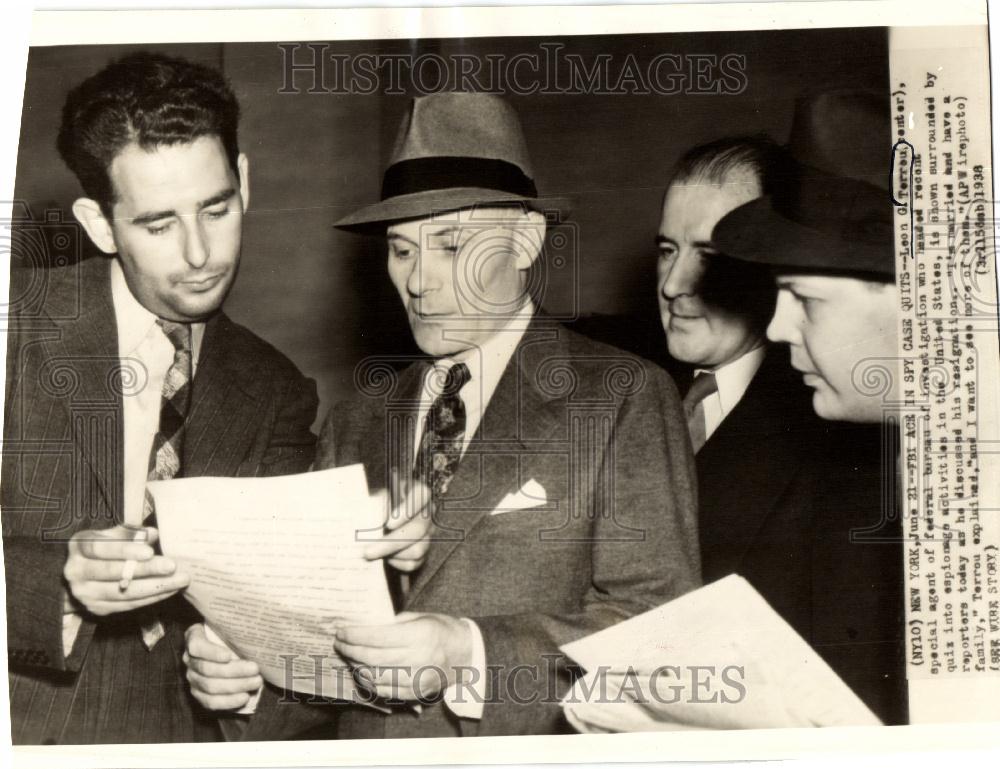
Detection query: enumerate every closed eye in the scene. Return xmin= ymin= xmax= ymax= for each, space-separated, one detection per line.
xmin=146 ymin=220 xmax=174 ymax=236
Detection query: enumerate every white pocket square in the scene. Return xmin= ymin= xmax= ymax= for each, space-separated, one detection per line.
xmin=492 ymin=478 xmax=548 ymax=515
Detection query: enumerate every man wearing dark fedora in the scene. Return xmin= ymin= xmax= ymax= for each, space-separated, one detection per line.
xmin=712 ymin=89 xmax=908 ymax=724
xmin=183 ymin=91 xmax=701 ymax=738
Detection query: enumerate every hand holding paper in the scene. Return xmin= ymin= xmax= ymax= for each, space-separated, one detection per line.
xmin=152 ymin=465 xmax=398 ymax=703
xmin=184 ymin=623 xmax=263 ymax=713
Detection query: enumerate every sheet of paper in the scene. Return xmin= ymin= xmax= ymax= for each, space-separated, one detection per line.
xmin=560 ymin=575 xmax=881 ymax=730
xmin=151 ymin=464 xmax=395 ymax=702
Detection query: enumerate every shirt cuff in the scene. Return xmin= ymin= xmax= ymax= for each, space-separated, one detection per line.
xmin=62 ymin=611 xmax=84 ymax=659
xmin=442 ymin=618 xmax=486 ymax=721
xmin=204 ymin=624 xmax=262 ymax=715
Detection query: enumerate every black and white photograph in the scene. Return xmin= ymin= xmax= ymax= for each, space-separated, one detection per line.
xmin=0 ymin=1 xmax=998 ymax=767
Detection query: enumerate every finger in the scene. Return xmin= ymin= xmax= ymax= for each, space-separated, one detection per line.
xmin=189 ymin=656 xmax=260 ymax=679
xmin=336 ymin=623 xmax=412 ymax=648
xmin=191 ymin=690 xmax=252 ymax=712
xmin=335 ymin=640 xmax=408 ymax=667
xmin=144 ymin=527 xmax=160 ymax=547
xmin=187 ymin=668 xmax=263 ymax=696
xmin=386 ymin=537 xmax=430 ymax=564
xmin=387 ymin=555 xmax=424 ymax=573
xmin=185 ymin=623 xmax=207 ymax=645
xmin=385 ymin=482 xmax=431 ymax=531
xmin=74 ymin=555 xmax=177 ymax=582
xmin=86 ymin=573 xmax=190 ymax=604
xmin=363 ymin=526 xmax=429 ymax=561
xmin=76 ymin=535 xmax=155 ymax=562
xmin=368 ymin=683 xmax=418 ymax=701
xmin=187 ymin=632 xmax=236 ymax=663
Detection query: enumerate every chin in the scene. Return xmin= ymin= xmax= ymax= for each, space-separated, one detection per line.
xmin=666 ymin=337 xmax=705 ymax=366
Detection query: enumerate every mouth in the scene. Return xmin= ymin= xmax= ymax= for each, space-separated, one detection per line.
xmin=412 ymin=310 xmax=451 ymax=322
xmin=799 ymin=371 xmax=823 ymax=387
xmin=179 ymin=273 xmax=225 ymax=292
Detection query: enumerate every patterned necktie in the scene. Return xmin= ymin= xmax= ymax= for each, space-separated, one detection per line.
xmin=683 ymin=371 xmax=718 ymax=455
xmin=138 ymin=319 xmax=192 ymax=650
xmin=413 ymin=362 xmax=472 ymax=499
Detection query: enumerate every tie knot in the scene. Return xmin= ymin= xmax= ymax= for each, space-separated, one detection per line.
xmin=683 ymin=371 xmax=718 ymax=412
xmin=442 ymin=362 xmax=471 ymax=397
xmin=157 ymin=319 xmax=192 ymax=352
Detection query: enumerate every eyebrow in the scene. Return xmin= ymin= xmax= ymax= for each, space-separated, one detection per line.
xmin=130 ymin=187 xmax=237 ymax=226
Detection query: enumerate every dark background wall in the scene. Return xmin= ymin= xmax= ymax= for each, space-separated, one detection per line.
xmin=12 ymin=28 xmax=888 ymax=422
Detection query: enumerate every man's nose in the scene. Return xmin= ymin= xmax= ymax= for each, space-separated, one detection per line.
xmin=406 ymin=249 xmax=436 ymax=296
xmin=766 ymin=289 xmax=801 ymax=345
xmin=660 ymin=251 xmax=702 ymax=300
xmin=181 ymin=216 xmax=210 ymax=269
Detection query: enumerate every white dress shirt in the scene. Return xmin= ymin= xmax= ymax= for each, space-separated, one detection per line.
xmin=694 ymin=344 xmax=766 ymax=443
xmin=412 ymin=301 xmax=534 ymax=720
xmin=62 ymin=259 xmax=204 ymax=657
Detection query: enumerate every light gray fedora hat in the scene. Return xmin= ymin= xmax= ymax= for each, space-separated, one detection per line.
xmin=335 ymin=92 xmax=572 ymax=232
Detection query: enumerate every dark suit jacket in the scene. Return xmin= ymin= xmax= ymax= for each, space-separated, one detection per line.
xmin=266 ymin=316 xmax=700 ymax=739
xmin=2 ymin=257 xmax=319 ymax=744
xmin=695 ymin=345 xmax=907 ymax=725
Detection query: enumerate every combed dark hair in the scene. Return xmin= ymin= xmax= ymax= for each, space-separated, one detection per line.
xmin=57 ymin=51 xmax=241 ymax=216
xmin=668 ymin=134 xmax=792 ymax=196
xmin=665 ymin=135 xmax=792 ymax=334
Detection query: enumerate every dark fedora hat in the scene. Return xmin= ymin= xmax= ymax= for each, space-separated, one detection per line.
xmin=335 ymin=92 xmax=572 ymax=232
xmin=713 ymin=89 xmax=895 ymax=279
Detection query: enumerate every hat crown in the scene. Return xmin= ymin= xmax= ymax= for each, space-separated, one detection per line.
xmin=787 ymin=89 xmax=890 ymax=192
xmin=390 ymin=92 xmax=535 ymax=178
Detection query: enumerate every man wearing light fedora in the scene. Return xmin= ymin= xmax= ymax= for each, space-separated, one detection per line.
xmin=712 ymin=89 xmax=908 ymax=724
xmin=183 ymin=91 xmax=701 ymax=738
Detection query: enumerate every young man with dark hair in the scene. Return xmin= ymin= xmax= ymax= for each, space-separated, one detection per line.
xmin=3 ymin=51 xmax=427 ymax=744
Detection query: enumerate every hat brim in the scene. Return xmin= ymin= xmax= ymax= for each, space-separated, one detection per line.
xmin=334 ymin=187 xmax=573 ymax=234
xmin=713 ymin=195 xmax=895 ymax=279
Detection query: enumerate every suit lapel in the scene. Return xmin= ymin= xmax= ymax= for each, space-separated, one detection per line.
xmin=406 ymin=322 xmax=566 ymax=604
xmin=41 ymin=258 xmax=125 ymax=524
xmin=359 ymin=361 xmax=426 ymax=495
xmin=696 ymin=347 xmax=816 ymax=569
xmin=182 ymin=313 xmax=265 ymax=477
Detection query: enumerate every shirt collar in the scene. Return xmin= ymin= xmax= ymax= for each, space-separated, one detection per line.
xmin=427 ymin=300 xmax=535 ymax=411
xmin=110 ymin=258 xmax=160 ymax=356
xmin=695 ymin=344 xmax=767 ymax=417
xmin=109 ymin=258 xmax=207 ymax=360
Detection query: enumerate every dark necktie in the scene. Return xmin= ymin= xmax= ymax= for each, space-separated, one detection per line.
xmin=139 ymin=319 xmax=192 ymax=650
xmin=683 ymin=371 xmax=718 ymax=455
xmin=413 ymin=362 xmax=471 ymax=499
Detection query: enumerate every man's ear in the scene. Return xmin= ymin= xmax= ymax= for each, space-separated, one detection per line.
xmin=513 ymin=209 xmax=546 ymax=270
xmin=71 ymin=198 xmax=117 ymax=254
xmin=237 ymin=153 xmax=250 ymax=213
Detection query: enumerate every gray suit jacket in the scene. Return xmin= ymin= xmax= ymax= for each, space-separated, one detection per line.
xmin=2 ymin=257 xmax=318 ymax=744
xmin=301 ymin=316 xmax=700 ymax=739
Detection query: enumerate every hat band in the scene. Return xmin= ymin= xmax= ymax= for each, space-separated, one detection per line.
xmin=381 ymin=156 xmax=538 ymax=200
xmin=774 ymin=163 xmax=894 ymax=247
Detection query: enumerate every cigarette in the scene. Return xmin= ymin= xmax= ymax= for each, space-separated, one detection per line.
xmin=118 ymin=527 xmax=147 ymax=592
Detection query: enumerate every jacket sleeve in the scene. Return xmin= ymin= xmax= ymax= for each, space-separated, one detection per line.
xmin=2 ymin=310 xmax=96 ymax=674
xmin=257 ymin=365 xmax=319 ymax=477
xmin=469 ymin=366 xmax=701 ymax=736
